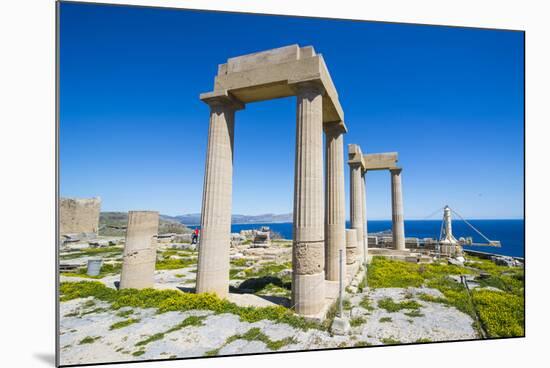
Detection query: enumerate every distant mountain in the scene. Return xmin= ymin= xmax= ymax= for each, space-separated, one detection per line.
xmin=99 ymin=212 xmax=191 ymax=236
xmin=174 ymin=213 xmax=293 ymax=225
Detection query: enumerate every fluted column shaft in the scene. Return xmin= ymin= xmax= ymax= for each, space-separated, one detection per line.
xmin=120 ymin=211 xmax=159 ymax=289
xmin=292 ymin=82 xmax=325 ymax=315
xmin=196 ymin=97 xmax=242 ymax=297
xmin=361 ymin=172 xmax=368 ymax=260
xmin=350 ymin=164 xmax=364 ymax=264
xmin=324 ymin=125 xmax=346 ymax=281
xmin=391 ymin=168 xmax=405 ymax=251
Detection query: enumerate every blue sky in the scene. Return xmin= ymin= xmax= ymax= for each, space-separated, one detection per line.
xmin=59 ymin=2 xmax=524 ymax=219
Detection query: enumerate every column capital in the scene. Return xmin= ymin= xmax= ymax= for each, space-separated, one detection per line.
xmin=200 ymin=90 xmax=245 ymax=111
xmin=323 ymin=120 xmax=347 ymax=135
xmin=289 ymin=79 xmax=326 ymax=97
xmin=390 ymin=167 xmax=403 ymax=175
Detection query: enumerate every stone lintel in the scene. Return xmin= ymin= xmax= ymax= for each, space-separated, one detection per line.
xmin=202 ymin=44 xmax=344 ymax=123
xmin=363 ymin=152 xmax=399 ymax=171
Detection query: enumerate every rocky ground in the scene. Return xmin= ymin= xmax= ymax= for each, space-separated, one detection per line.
xmin=58 ymin=237 xmax=481 ymax=366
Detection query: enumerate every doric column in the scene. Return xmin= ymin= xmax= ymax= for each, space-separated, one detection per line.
xmin=196 ymin=94 xmax=243 ymax=298
xmin=120 ymin=211 xmax=159 ymax=290
xmin=345 ymin=228 xmax=358 ymax=270
xmin=361 ymin=172 xmax=368 ymax=259
xmin=390 ymin=168 xmax=406 ymax=251
xmin=350 ymin=163 xmax=364 ymax=263
xmin=292 ymin=82 xmax=325 ymax=316
xmin=324 ymin=124 xmax=346 ymax=282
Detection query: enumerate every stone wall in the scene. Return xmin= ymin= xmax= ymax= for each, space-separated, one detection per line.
xmin=59 ymin=197 xmax=101 ymax=236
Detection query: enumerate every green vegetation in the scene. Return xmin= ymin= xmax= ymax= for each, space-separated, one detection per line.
xmin=368 ymin=257 xmax=472 ymax=289
xmin=367 ymin=256 xmax=524 ymax=338
xmin=343 ymin=299 xmax=352 ymax=311
xmin=60 ymin=281 xmax=321 ymax=331
xmin=156 ymin=257 xmax=196 ymax=270
xmin=354 ymin=340 xmax=372 ymax=347
xmin=204 ymin=348 xmax=220 ymax=357
xmin=415 ymin=338 xmax=431 ymax=343
xmin=136 ymin=316 xmax=206 ymax=347
xmin=230 ymin=258 xmax=249 ymax=267
xmin=79 ymin=336 xmax=100 ymax=345
xmin=116 ymin=309 xmax=134 ymax=318
xmin=404 ymin=309 xmax=424 ymax=318
xmin=349 ymin=317 xmax=366 ymax=327
xmin=380 ymin=337 xmax=401 ymax=345
xmin=60 ymin=247 xmax=122 ymax=260
xmin=244 ymin=262 xmax=292 ymax=282
xmin=377 ymin=298 xmax=421 ymax=313
xmin=63 ymin=263 xmax=122 ymax=279
xmin=471 ymin=289 xmax=524 ymax=337
xmin=109 ymin=318 xmax=140 ymax=330
xmin=379 ymin=317 xmax=392 ymax=323
xmin=359 ymin=296 xmax=375 ymax=311
xmin=224 ymin=327 xmax=296 ymax=351
xmin=132 ymin=350 xmax=145 ymax=357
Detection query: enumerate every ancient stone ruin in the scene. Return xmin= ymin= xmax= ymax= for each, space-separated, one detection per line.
xmin=59 ymin=197 xmax=101 ymax=239
xmin=119 ymin=211 xmax=159 ymax=290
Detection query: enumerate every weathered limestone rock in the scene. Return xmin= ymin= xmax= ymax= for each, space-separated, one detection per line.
xmin=324 ymin=123 xmax=347 ymax=281
xmin=391 ymin=168 xmax=406 ymax=251
xmin=119 ymin=211 xmax=159 ymax=290
xmin=196 ymin=94 xmax=243 ymax=298
xmin=292 ymin=82 xmax=326 ymax=315
xmin=59 ymin=197 xmax=101 ymax=236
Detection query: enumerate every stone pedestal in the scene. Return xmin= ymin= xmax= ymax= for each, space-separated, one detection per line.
xmin=350 ymin=164 xmax=365 ymax=263
xmin=196 ymin=95 xmax=243 ymax=298
xmin=391 ymin=168 xmax=405 ymax=251
xmin=292 ymin=82 xmax=325 ymax=316
xmin=119 ymin=211 xmax=159 ymax=290
xmin=324 ymin=124 xmax=346 ymax=281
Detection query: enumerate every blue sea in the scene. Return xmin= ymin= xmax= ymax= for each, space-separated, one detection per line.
xmin=231 ymin=220 xmax=525 ymax=258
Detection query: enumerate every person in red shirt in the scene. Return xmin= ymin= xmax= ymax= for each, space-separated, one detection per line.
xmin=192 ymin=228 xmax=200 ymax=244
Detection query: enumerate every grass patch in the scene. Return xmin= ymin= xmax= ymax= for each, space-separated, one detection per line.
xmin=116 ymin=309 xmax=134 ymax=318
xmin=368 ymin=255 xmax=525 ymax=339
xmin=230 ymin=258 xmax=249 ymax=267
xmin=224 ymin=327 xmax=296 ymax=351
xmin=471 ymin=289 xmax=524 ymax=337
xmin=135 ymin=316 xmax=206 ymax=347
xmin=132 ymin=350 xmax=145 ymax=357
xmin=350 ymin=317 xmax=366 ymax=327
xmin=404 ymin=310 xmax=424 ymax=318
xmin=109 ymin=318 xmax=140 ymax=330
xmin=60 ymin=247 xmax=122 ymax=260
xmin=354 ymin=340 xmax=372 ymax=347
xmin=79 ymin=336 xmax=100 ymax=345
xmin=204 ymin=348 xmax=220 ymax=357
xmin=156 ymin=258 xmax=196 ymax=270
xmin=368 ymin=257 xmax=472 ymax=289
xmin=379 ymin=317 xmax=392 ymax=323
xmin=380 ymin=337 xmax=401 ymax=345
xmin=63 ymin=263 xmax=122 ymax=279
xmin=359 ymin=296 xmax=375 ymax=311
xmin=415 ymin=338 xmax=431 ymax=343
xmin=377 ymin=298 xmax=421 ymax=313
xmin=60 ymin=281 xmax=322 ymax=331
